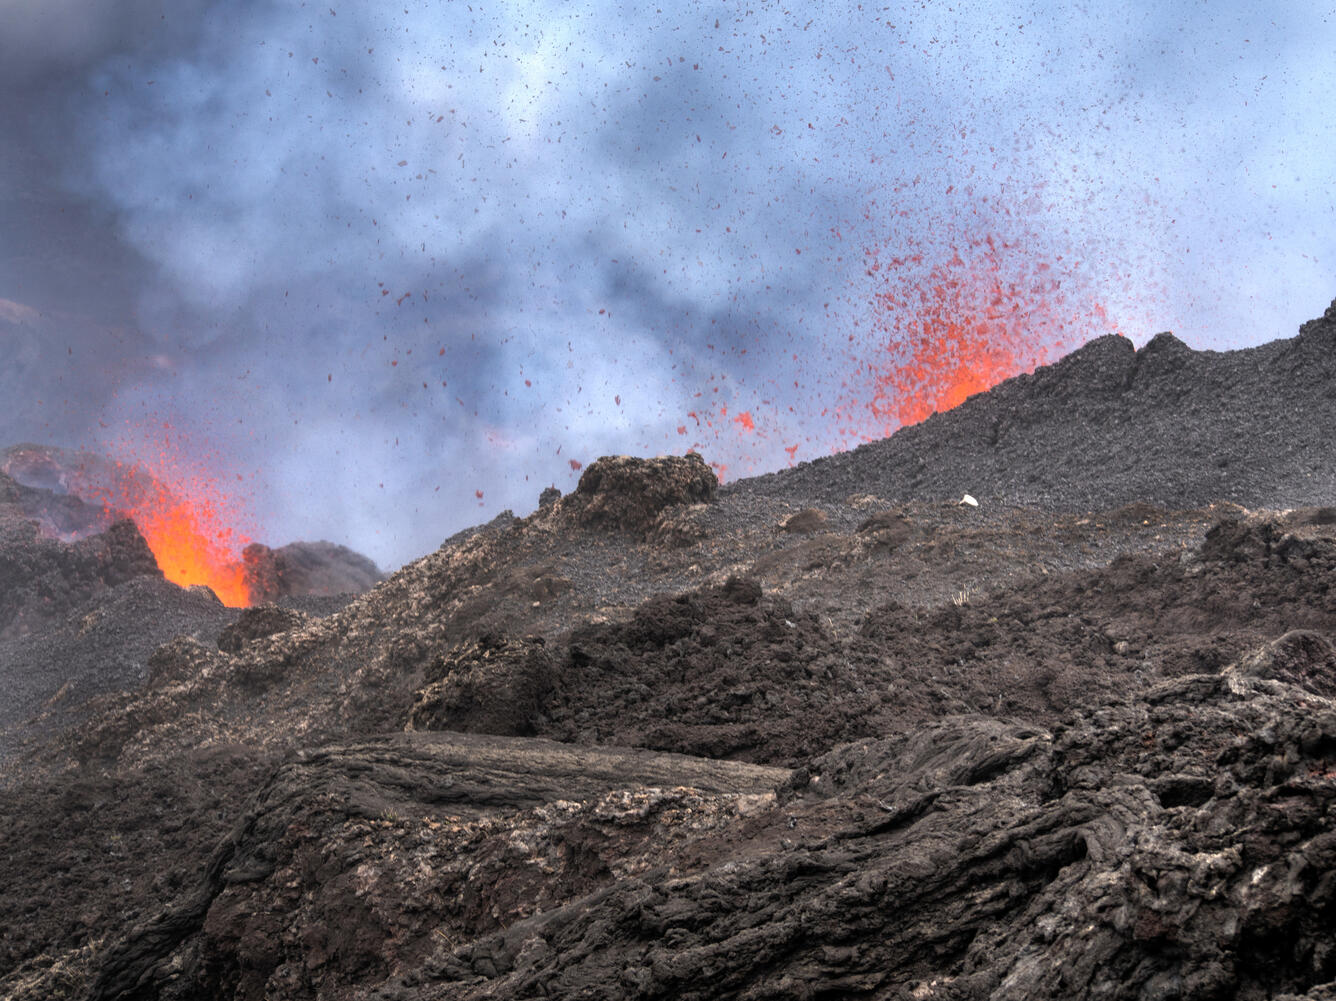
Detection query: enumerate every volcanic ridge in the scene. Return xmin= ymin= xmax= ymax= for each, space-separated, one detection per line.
xmin=3 ymin=299 xmax=1336 ymax=1000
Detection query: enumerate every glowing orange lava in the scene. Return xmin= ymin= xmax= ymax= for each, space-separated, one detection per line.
xmin=77 ymin=458 xmax=254 ymax=607
xmin=128 ymin=483 xmax=252 ymax=607
xmin=851 ymin=234 xmax=1113 ymax=438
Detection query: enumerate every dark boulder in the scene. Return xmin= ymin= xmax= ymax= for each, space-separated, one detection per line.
xmin=243 ymin=540 xmax=382 ymax=602
xmin=407 ymin=633 xmax=556 ymax=737
xmin=856 ymin=509 xmax=912 ymax=548
xmin=780 ymin=508 xmax=828 ymax=534
xmin=569 ymin=453 xmax=717 ymax=534
xmin=217 ymin=606 xmax=313 ymax=654
xmin=1224 ymin=629 xmax=1336 ymax=697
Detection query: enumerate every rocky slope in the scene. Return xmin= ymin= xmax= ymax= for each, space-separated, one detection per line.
xmin=2 ymin=300 xmax=1336 ymax=1000
xmin=0 ymin=453 xmax=384 ymax=758
xmin=739 ymin=299 xmax=1336 ymax=512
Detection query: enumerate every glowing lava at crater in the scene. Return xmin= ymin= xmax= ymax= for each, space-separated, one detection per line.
xmin=85 ymin=461 xmax=253 ymax=607
xmin=848 ymin=233 xmax=1114 ymax=438
xmin=4 ymin=445 xmax=255 ymax=607
xmin=110 ymin=475 xmax=253 ymax=607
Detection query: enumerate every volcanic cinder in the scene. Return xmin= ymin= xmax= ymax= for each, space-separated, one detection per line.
xmin=3 ymin=299 xmax=1336 ymax=1001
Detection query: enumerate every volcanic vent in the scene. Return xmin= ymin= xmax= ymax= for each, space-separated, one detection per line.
xmin=2 ymin=444 xmax=383 ymax=608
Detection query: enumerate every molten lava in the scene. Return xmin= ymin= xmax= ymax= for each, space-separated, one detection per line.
xmin=853 ymin=234 xmax=1112 ymax=438
xmin=77 ymin=458 xmax=254 ymax=607
xmin=127 ymin=484 xmax=252 ymax=607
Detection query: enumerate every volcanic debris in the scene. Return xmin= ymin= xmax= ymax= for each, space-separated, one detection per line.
xmin=4 ymin=300 xmax=1336 ymax=1000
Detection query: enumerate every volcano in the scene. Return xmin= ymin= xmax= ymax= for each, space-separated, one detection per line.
xmin=3 ymin=299 xmax=1336 ymax=1001
xmin=2 ymin=443 xmax=384 ymax=610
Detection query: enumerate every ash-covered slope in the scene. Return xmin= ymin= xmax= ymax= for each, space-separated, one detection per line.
xmin=740 ymin=298 xmax=1336 ymax=512
xmin=5 ymin=302 xmax=1336 ymax=1001
xmin=0 ymin=473 xmax=190 ymax=747
xmin=0 ymin=462 xmax=383 ymax=760
xmin=0 ymin=487 xmax=159 ymax=637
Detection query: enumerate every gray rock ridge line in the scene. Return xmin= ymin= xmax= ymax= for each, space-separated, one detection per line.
xmin=731 ymin=299 xmax=1336 ymax=514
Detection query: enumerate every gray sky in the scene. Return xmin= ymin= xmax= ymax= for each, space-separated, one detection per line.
xmin=2 ymin=0 xmax=1334 ymax=568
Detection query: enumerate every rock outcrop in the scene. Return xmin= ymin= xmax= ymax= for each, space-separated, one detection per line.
xmin=567 ymin=453 xmax=718 ymax=535
xmin=738 ymin=297 xmax=1336 ymax=515
xmin=0 ymin=506 xmax=161 ymax=636
xmin=242 ymin=540 xmax=383 ymax=603
xmin=73 ymin=668 xmax=1336 ymax=1001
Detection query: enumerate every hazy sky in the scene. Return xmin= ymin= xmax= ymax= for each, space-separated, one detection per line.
xmin=2 ymin=0 xmax=1334 ymax=568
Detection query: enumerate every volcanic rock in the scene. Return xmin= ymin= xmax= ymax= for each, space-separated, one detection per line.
xmin=647 ymin=502 xmax=710 ymax=548
xmin=738 ymin=298 xmax=1336 ymax=513
xmin=2 ymin=444 xmax=149 ymax=539
xmin=71 ymin=671 xmax=1336 ymax=1001
xmin=567 ymin=452 xmax=717 ymax=534
xmin=82 ymin=733 xmax=788 ymax=1001
xmin=0 ymin=575 xmax=238 ymax=763
xmin=1223 ymin=629 xmax=1336 ymax=697
xmin=0 ymin=503 xmax=161 ymax=637
xmin=406 ymin=633 xmax=556 ymax=737
xmin=8 ymin=300 xmax=1336 ymax=1000
xmin=856 ymin=508 xmax=913 ymax=550
xmin=3 ymin=443 xmax=384 ymax=606
xmin=242 ymin=540 xmax=383 ymax=602
xmin=0 ymin=453 xmax=117 ymax=539
xmin=217 ymin=606 xmax=314 ymax=654
xmin=780 ymin=507 xmax=827 ymax=533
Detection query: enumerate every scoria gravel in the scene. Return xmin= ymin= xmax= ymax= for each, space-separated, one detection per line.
xmin=3 ymin=299 xmax=1336 ymax=1000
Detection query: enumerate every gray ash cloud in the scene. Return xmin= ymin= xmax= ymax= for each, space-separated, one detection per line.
xmin=2 ymin=1 xmax=1333 ymax=568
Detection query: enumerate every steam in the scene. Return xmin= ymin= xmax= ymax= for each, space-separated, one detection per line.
xmin=0 ymin=0 xmax=202 ymax=81
xmin=3 ymin=1 xmax=1334 ymax=569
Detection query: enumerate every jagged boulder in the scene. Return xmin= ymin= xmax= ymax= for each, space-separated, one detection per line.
xmin=242 ymin=540 xmax=382 ymax=602
xmin=649 ymin=503 xmax=710 ymax=548
xmin=568 ymin=453 xmax=717 ymax=534
xmin=1200 ymin=514 xmax=1283 ymax=564
xmin=1224 ymin=629 xmax=1336 ymax=697
xmin=217 ymin=605 xmax=313 ymax=654
xmin=1200 ymin=511 xmax=1336 ymax=571
xmin=780 ymin=507 xmax=827 ymax=534
xmin=856 ymin=509 xmax=912 ymax=549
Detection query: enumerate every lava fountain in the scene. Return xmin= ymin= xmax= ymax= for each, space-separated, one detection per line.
xmin=4 ymin=444 xmax=255 ymax=607
xmin=844 ymin=231 xmax=1115 ymax=439
xmin=103 ymin=468 xmax=253 ymax=607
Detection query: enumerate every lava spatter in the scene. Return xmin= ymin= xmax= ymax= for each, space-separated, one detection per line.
xmin=846 ymin=231 xmax=1115 ymax=439
xmin=116 ymin=474 xmax=252 ymax=607
xmin=70 ymin=450 xmax=255 ymax=608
